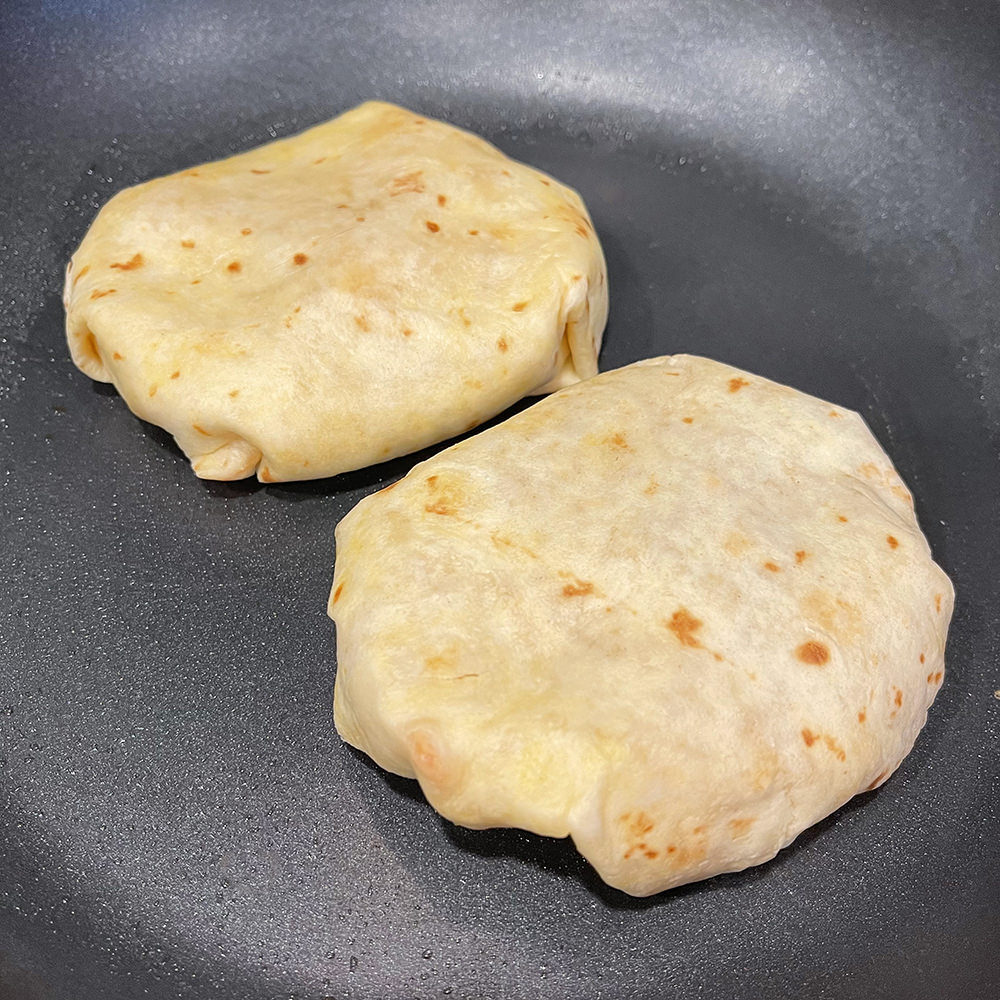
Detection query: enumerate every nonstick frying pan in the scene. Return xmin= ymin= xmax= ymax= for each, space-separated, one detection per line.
xmin=1 ymin=1 xmax=998 ymax=997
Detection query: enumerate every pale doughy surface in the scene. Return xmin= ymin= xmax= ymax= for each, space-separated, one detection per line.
xmin=329 ymin=354 xmax=953 ymax=896
xmin=63 ymin=101 xmax=607 ymax=482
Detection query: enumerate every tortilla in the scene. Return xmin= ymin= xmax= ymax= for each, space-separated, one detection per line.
xmin=63 ymin=101 xmax=607 ymax=482
xmin=329 ymin=354 xmax=954 ymax=896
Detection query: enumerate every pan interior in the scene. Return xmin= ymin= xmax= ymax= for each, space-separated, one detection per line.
xmin=1 ymin=2 xmax=998 ymax=998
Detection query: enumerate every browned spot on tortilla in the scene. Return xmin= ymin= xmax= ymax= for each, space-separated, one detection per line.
xmin=170 ymin=371 xmax=180 ymax=379
xmin=229 ymin=389 xmax=239 ymax=398
xmin=866 ymin=769 xmax=890 ymax=791
xmin=463 ymin=377 xmax=483 ymax=389
xmin=728 ymin=377 xmax=750 ymax=392
xmin=723 ymin=532 xmax=751 ymax=556
xmin=250 ymin=168 xmax=271 ymax=174
xmin=644 ymin=850 xmax=659 ymax=859
xmin=858 ymin=709 xmax=867 ymax=723
xmin=468 ymin=228 xmax=479 ymax=236
xmin=355 ymin=216 xmax=365 ymax=222
xmin=541 ymin=179 xmax=551 ymax=186
xmin=561 ymin=578 xmax=595 ymax=598
xmin=933 ymin=671 xmax=943 ymax=683
xmin=82 ymin=331 xmax=101 ymax=364
xmin=894 ymin=689 xmax=903 ymax=708
xmin=192 ymin=424 xmax=211 ymax=436
xmin=823 ymin=735 xmax=847 ymax=761
xmin=795 ymin=550 xmax=808 ymax=564
xmin=501 ymin=169 xmax=512 ymax=177
xmin=934 ymin=593 xmax=943 ymax=612
xmin=681 ymin=416 xmax=694 ymax=424
xmin=426 ymin=475 xmax=437 ymax=486
xmin=661 ymin=840 xmax=708 ymax=869
xmin=241 ymin=227 xmax=252 ymax=235
xmin=110 ymin=253 xmax=143 ymax=270
xmin=666 ymin=608 xmax=704 ymax=648
xmin=313 ymin=157 xmax=326 ymax=164
xmin=490 ymin=532 xmax=538 ymax=559
xmin=729 ymin=817 xmax=756 ymax=836
xmin=829 ymin=409 xmax=842 ymax=417
xmin=802 ymin=594 xmax=851 ymax=644
xmin=148 ymin=385 xmax=158 ymax=397
xmin=604 ymin=432 xmax=632 ymax=451
xmin=512 ymin=301 xmax=528 ymax=311
xmin=402 ymin=327 xmax=413 ymax=337
xmin=838 ymin=515 xmax=849 ymax=522
xmin=920 ymin=652 xmax=925 ymax=663
xmin=425 ymin=220 xmax=440 ymax=232
xmin=180 ymin=239 xmax=195 ymax=248
xmin=643 ymin=478 xmax=659 ymax=495
xmin=574 ymin=224 xmax=588 ymax=237
xmin=89 ymin=288 xmax=116 ymax=299
xmin=293 ymin=253 xmax=308 ymax=265
xmin=437 ymin=193 xmax=447 ymax=206
xmin=495 ymin=337 xmax=508 ymax=353
xmin=801 ymin=728 xmax=818 ymax=747
xmin=112 ymin=351 xmax=123 ymax=360
xmin=409 ymin=732 xmax=443 ymax=785
xmin=227 ymin=261 xmax=242 ymax=273
xmin=190 ymin=279 xmax=201 ymax=285
xmin=887 ymin=535 xmax=899 ymax=549
xmin=424 ymin=647 xmax=459 ymax=674
xmin=692 ymin=825 xmax=706 ymax=835
xmin=764 ymin=561 xmax=780 ymax=572
xmin=424 ymin=501 xmax=453 ymax=516
xmin=332 ymin=583 xmax=344 ymax=604
xmin=796 ymin=641 xmax=830 ymax=665
xmin=72 ymin=263 xmax=91 ymax=286
xmin=626 ymin=812 xmax=655 ymax=837
xmin=183 ymin=171 xmax=200 ymax=177
xmin=258 ymin=467 xmax=276 ymax=483
xmin=893 ymin=484 xmax=913 ymax=504
xmin=294 ymin=306 xmax=301 ymax=313
xmin=355 ymin=315 xmax=370 ymax=332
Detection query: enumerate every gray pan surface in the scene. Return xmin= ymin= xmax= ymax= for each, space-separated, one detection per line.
xmin=1 ymin=1 xmax=998 ymax=997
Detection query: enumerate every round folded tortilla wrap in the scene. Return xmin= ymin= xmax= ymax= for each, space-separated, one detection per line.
xmin=63 ymin=101 xmax=607 ymax=482
xmin=329 ymin=354 xmax=954 ymax=896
